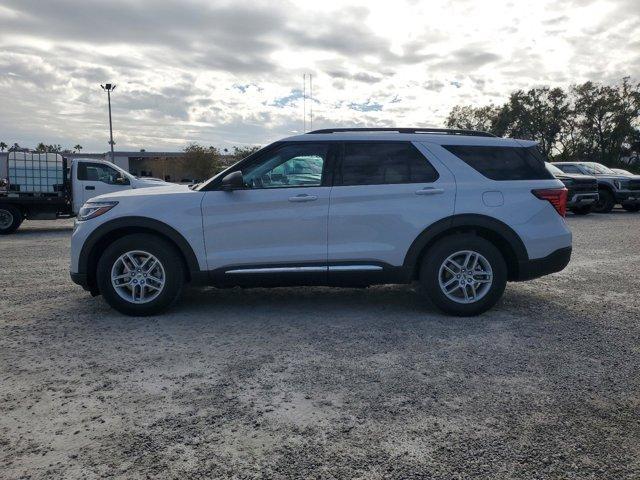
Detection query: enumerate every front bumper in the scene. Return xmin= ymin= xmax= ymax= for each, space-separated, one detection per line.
xmin=567 ymin=192 xmax=598 ymax=207
xmin=614 ymin=190 xmax=640 ymax=204
xmin=70 ymin=271 xmax=100 ymax=296
xmin=70 ymin=272 xmax=89 ymax=289
xmin=516 ymin=246 xmax=572 ymax=281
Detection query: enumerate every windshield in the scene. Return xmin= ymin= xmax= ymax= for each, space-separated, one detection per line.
xmin=580 ymin=162 xmax=615 ymax=175
xmin=545 ymin=162 xmax=564 ymax=175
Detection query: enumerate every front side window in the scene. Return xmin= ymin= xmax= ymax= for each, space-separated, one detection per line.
xmin=78 ymin=163 xmax=127 ymax=185
xmin=243 ymin=143 xmax=328 ymax=189
xmin=337 ymin=142 xmax=439 ymax=186
xmin=443 ymin=145 xmax=554 ymax=181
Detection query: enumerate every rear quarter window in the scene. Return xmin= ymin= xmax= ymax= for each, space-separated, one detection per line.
xmin=443 ymin=145 xmax=554 ymax=181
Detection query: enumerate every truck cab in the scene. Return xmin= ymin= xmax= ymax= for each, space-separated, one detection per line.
xmin=69 ymin=159 xmax=170 ymax=213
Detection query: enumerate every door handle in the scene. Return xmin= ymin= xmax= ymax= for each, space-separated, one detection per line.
xmin=415 ymin=187 xmax=444 ymax=196
xmin=85 ymin=186 xmax=95 ymax=191
xmin=288 ymin=194 xmax=318 ymax=202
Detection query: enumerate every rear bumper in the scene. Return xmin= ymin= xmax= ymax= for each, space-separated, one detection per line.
xmin=515 ymin=246 xmax=572 ymax=281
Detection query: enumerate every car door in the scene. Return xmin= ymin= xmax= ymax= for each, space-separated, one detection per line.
xmin=201 ymin=142 xmax=336 ymax=281
xmin=328 ymin=141 xmax=455 ymax=276
xmin=77 ymin=161 xmax=131 ymax=202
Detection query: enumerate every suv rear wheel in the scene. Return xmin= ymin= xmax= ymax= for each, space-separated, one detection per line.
xmin=96 ymin=234 xmax=185 ymax=316
xmin=419 ymin=235 xmax=507 ymax=316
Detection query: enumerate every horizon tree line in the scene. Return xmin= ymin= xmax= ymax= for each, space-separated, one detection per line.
xmin=445 ymin=77 xmax=640 ymax=166
xmin=0 ymin=142 xmax=83 ymax=154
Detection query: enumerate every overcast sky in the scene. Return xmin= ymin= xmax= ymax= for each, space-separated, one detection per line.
xmin=0 ymin=0 xmax=638 ymax=152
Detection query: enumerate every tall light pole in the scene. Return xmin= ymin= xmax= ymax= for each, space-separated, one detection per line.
xmin=100 ymin=83 xmax=116 ymax=161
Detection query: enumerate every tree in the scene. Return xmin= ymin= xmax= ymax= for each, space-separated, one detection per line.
xmin=46 ymin=144 xmax=62 ymax=153
xmin=572 ymin=77 xmax=640 ymax=164
xmin=74 ymin=144 xmax=83 ymax=153
xmin=0 ymin=142 xmax=6 ymax=152
xmin=35 ymin=142 xmax=47 ymax=153
xmin=232 ymin=145 xmax=261 ymax=158
xmin=445 ymin=77 xmax=640 ymax=165
xmin=181 ymin=143 xmax=221 ymax=180
xmin=501 ymin=87 xmax=571 ymax=157
xmin=445 ymin=104 xmax=505 ymax=135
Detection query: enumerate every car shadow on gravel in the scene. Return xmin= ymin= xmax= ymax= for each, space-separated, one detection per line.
xmin=85 ymin=283 xmax=558 ymax=332
xmin=13 ymin=226 xmax=74 ymax=235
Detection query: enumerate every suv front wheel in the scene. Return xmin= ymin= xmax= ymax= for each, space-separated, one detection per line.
xmin=419 ymin=235 xmax=507 ymax=316
xmin=96 ymin=234 xmax=185 ymax=316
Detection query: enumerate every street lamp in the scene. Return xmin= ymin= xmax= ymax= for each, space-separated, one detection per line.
xmin=100 ymin=83 xmax=116 ymax=161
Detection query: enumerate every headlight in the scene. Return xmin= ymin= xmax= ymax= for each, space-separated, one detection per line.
xmin=77 ymin=201 xmax=118 ymax=221
xmin=613 ymin=180 xmax=629 ymax=189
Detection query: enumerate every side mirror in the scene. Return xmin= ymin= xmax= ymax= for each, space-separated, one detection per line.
xmin=115 ymin=176 xmax=129 ymax=185
xmin=221 ymin=171 xmax=244 ymax=191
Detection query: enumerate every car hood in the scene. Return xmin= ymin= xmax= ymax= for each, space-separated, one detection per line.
xmin=595 ymin=174 xmax=640 ymax=181
xmin=92 ymin=183 xmax=193 ymax=201
xmin=133 ymin=177 xmax=173 ymax=188
xmin=554 ymin=173 xmax=596 ymax=181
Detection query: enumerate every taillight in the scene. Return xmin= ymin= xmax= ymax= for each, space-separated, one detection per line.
xmin=532 ymin=188 xmax=568 ymax=217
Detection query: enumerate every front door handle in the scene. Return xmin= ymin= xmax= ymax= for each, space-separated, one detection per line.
xmin=415 ymin=187 xmax=444 ymax=196
xmin=288 ymin=194 xmax=318 ymax=202
xmin=85 ymin=186 xmax=95 ymax=191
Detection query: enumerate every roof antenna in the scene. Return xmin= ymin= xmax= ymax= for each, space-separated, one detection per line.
xmin=309 ymin=73 xmax=313 ymax=132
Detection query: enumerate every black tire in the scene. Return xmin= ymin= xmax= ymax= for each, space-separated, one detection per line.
xmin=419 ymin=234 xmax=507 ymax=317
xmin=570 ymin=205 xmax=592 ymax=215
xmin=622 ymin=204 xmax=640 ymax=212
xmin=96 ymin=233 xmax=185 ymax=316
xmin=0 ymin=204 xmax=23 ymax=234
xmin=592 ymin=189 xmax=615 ymax=213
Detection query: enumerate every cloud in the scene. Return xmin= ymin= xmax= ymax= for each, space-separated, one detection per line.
xmin=0 ymin=0 xmax=638 ymax=151
xmin=348 ymin=100 xmax=384 ymax=112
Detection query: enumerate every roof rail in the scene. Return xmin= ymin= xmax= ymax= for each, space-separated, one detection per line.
xmin=306 ymin=127 xmax=496 ymax=137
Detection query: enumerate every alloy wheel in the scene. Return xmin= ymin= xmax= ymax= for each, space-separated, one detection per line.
xmin=110 ymin=250 xmax=166 ymax=304
xmin=438 ymin=250 xmax=493 ymax=304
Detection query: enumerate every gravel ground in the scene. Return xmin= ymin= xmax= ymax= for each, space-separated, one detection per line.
xmin=1 ymin=213 xmax=639 ymax=479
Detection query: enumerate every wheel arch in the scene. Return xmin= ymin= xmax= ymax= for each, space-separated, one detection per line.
xmin=597 ymin=182 xmax=615 ymax=194
xmin=79 ymin=216 xmax=202 ymax=292
xmin=404 ymin=214 xmax=528 ymax=281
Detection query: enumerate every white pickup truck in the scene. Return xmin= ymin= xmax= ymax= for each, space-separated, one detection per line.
xmin=0 ymin=152 xmax=172 ymax=234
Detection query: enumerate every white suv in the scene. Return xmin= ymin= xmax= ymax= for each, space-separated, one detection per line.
xmin=70 ymin=128 xmax=572 ymax=316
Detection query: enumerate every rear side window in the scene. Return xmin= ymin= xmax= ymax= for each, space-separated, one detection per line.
xmin=443 ymin=145 xmax=554 ymax=181
xmin=337 ymin=142 xmax=439 ymax=186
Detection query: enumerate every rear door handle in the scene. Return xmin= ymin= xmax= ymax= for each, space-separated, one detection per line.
xmin=415 ymin=187 xmax=444 ymax=196
xmin=85 ymin=186 xmax=95 ymax=191
xmin=288 ymin=194 xmax=318 ymax=202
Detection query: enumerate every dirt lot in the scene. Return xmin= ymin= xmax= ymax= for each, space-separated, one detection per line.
xmin=1 ymin=213 xmax=639 ymax=479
